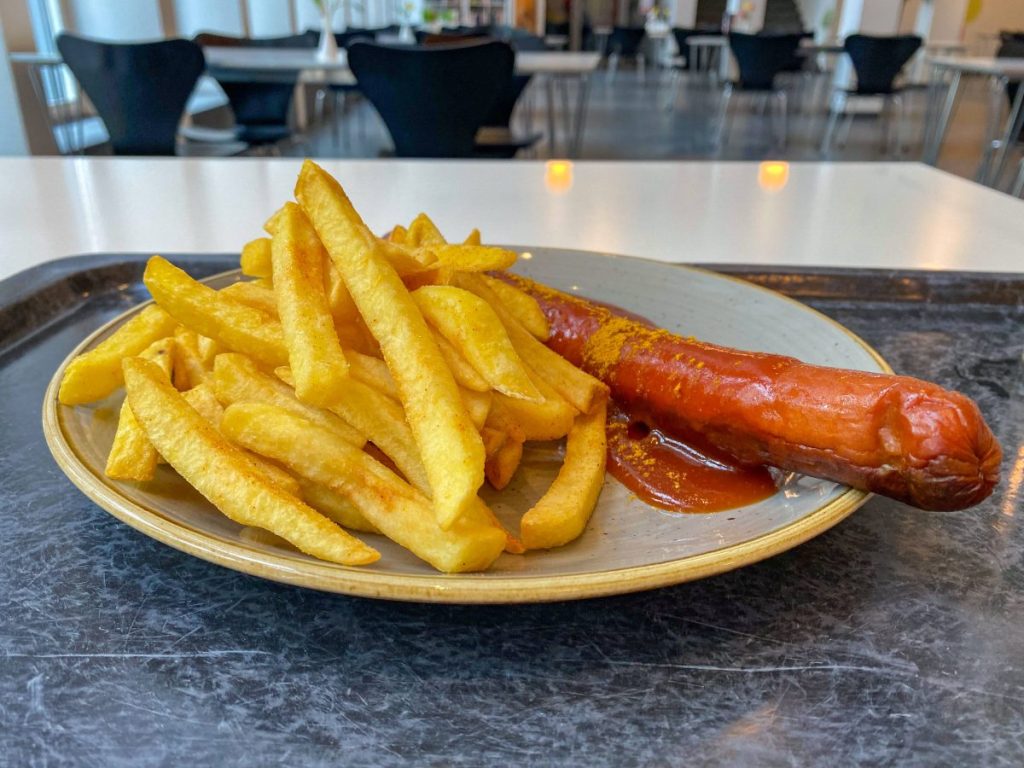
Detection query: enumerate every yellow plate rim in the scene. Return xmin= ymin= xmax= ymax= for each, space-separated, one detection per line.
xmin=42 ymin=262 xmax=885 ymax=604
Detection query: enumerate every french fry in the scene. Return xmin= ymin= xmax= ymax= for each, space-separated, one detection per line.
xmin=485 ymin=436 xmax=523 ymax=491
xmin=463 ymin=228 xmax=481 ymax=246
xmin=212 ymin=353 xmax=364 ymax=447
xmin=520 ymin=400 xmax=608 ymax=550
xmin=460 ymin=387 xmax=492 ymax=432
xmin=182 ymin=380 xmax=302 ymax=497
xmin=240 ymin=237 xmax=272 ymax=278
xmin=406 ymin=212 xmax=446 ymax=246
xmin=59 ymin=304 xmax=178 ymax=405
xmin=172 ymin=327 xmax=208 ymax=390
xmin=298 ymin=480 xmax=380 ymax=534
xmin=388 ymin=223 xmax=408 ymax=244
xmin=430 ymin=245 xmax=516 ymax=272
xmin=144 ymin=256 xmax=289 ymax=369
xmin=430 ymin=327 xmax=489 ymax=392
xmin=347 ymin=351 xmax=400 ymax=401
xmin=196 ymin=335 xmax=220 ymax=367
xmin=482 ymin=274 xmax=550 ymax=340
xmin=454 ymin=272 xmax=607 ymax=413
xmin=124 ymin=358 xmax=378 ymax=566
xmin=271 ymin=202 xmax=350 ymax=406
xmin=413 ymin=285 xmax=541 ymax=402
xmin=219 ymin=281 xmax=279 ymax=317
xmin=481 ymin=426 xmax=508 ymax=459
xmin=274 ymin=366 xmax=429 ymax=492
xmin=296 ymin=160 xmax=484 ymax=529
xmin=324 ymin=258 xmax=359 ymax=325
xmin=105 ymin=337 xmax=174 ymax=481
xmin=489 ymin=364 xmax=576 ymax=441
xmin=221 ymin=403 xmax=505 ymax=573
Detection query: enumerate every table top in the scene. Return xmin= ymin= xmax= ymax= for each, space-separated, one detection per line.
xmin=203 ymin=46 xmax=601 ymax=76
xmin=929 ymin=54 xmax=1024 ymax=77
xmin=1 ymin=158 xmax=1021 ymax=283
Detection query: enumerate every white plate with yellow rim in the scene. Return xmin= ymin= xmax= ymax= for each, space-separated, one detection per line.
xmin=42 ymin=248 xmax=887 ymax=603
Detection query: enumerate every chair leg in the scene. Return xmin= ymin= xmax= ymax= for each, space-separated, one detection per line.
xmin=716 ymin=83 xmax=733 ymax=151
xmin=638 ymin=54 xmax=645 ymax=83
xmin=879 ymin=96 xmax=891 ymax=155
xmin=609 ymin=53 xmax=619 ymax=80
xmin=838 ymin=108 xmax=855 ymax=149
xmin=1012 ymin=158 xmax=1024 ymax=197
xmin=821 ymin=92 xmax=842 ymax=155
xmin=774 ymin=90 xmax=788 ymax=151
xmin=891 ymin=94 xmax=906 ymax=159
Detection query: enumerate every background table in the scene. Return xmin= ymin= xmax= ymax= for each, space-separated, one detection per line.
xmin=2 ymin=158 xmax=1023 ymax=765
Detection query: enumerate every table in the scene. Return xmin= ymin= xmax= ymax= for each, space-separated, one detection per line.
xmin=203 ymin=47 xmax=601 ymax=158
xmin=2 ymin=158 xmax=1023 ymax=765
xmin=922 ymin=55 xmax=1024 ymax=183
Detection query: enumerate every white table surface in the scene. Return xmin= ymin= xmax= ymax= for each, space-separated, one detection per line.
xmin=203 ymin=47 xmax=601 ymax=77
xmin=928 ymin=55 xmax=1024 ymax=78
xmin=1 ymin=157 xmax=1022 ymax=283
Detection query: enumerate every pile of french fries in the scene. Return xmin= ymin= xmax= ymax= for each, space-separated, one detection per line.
xmin=58 ymin=161 xmax=610 ymax=573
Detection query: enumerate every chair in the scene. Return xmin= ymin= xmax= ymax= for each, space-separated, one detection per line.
xmin=717 ymin=33 xmax=802 ymax=149
xmin=195 ymin=31 xmax=316 ymax=149
xmin=607 ymin=26 xmax=647 ymax=79
xmin=55 ymin=34 xmax=207 ymax=156
xmin=820 ymin=34 xmax=922 ymax=157
xmin=347 ymin=40 xmax=517 ymax=157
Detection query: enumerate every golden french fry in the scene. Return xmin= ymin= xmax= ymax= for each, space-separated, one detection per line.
xmin=406 ymin=212 xmax=446 ymax=246
xmin=239 ymin=526 xmax=296 ymax=550
xmin=430 ymin=327 xmax=489 ymax=392
xmin=388 ymin=224 xmax=408 ymax=243
xmin=298 ymin=480 xmax=380 ymax=534
xmin=59 ymin=304 xmax=178 ymax=405
xmin=222 ymin=403 xmax=506 ymax=573
xmin=463 ymin=228 xmax=481 ymax=246
xmin=460 ymin=387 xmax=491 ymax=431
xmin=240 ymin=237 xmax=272 ymax=278
xmin=454 ymin=272 xmax=607 ymax=413
xmin=124 ymin=358 xmax=378 ymax=565
xmin=485 ymin=435 xmax=523 ymax=491
xmin=105 ymin=337 xmax=174 ymax=481
xmin=490 ymin=363 xmax=576 ymax=441
xmin=482 ymin=274 xmax=550 ymax=340
xmin=219 ymin=281 xmax=279 ymax=317
xmin=347 ymin=351 xmax=400 ymax=401
xmin=271 ymin=202 xmax=349 ymax=406
xmin=144 ymin=256 xmax=288 ymax=369
xmin=429 ymin=245 xmax=516 ymax=272
xmin=296 ymin=160 xmax=484 ymax=529
xmin=275 ymin=366 xmax=429 ymax=492
xmin=414 ymin=285 xmax=541 ymax=402
xmin=196 ymin=334 xmax=221 ymax=367
xmin=212 ymin=353 xmax=364 ymax=447
xmin=520 ymin=400 xmax=608 ymax=550
xmin=324 ymin=258 xmax=359 ymax=325
xmin=481 ymin=426 xmax=508 ymax=459
xmin=172 ymin=326 xmax=208 ymax=390
xmin=183 ymin=380 xmax=302 ymax=497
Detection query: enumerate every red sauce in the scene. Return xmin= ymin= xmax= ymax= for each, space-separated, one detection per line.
xmin=606 ymin=401 xmax=778 ymax=513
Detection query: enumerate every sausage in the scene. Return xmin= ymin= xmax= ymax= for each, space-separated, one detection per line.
xmin=507 ymin=274 xmax=1002 ymax=511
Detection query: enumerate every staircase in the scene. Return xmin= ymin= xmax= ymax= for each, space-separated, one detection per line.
xmin=694 ymin=0 xmax=806 ymax=32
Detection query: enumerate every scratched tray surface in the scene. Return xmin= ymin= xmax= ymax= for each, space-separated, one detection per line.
xmin=3 ymin=255 xmax=1023 ymax=767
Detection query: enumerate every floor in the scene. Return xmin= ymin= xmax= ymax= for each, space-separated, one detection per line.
xmin=283 ymin=66 xmax=1020 ymax=192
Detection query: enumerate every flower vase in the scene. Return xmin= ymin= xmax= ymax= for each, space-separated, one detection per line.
xmin=317 ymin=15 xmax=339 ymax=62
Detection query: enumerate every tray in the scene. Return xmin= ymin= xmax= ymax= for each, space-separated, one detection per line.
xmin=3 ymin=254 xmax=1023 ymax=764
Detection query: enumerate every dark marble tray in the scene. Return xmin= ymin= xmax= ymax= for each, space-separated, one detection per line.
xmin=3 ymin=255 xmax=1023 ymax=767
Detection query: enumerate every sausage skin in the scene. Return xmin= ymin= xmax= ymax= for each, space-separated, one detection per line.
xmin=508 ymin=274 xmax=1001 ymax=511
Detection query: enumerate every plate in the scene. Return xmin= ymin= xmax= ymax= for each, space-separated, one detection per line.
xmin=43 ymin=248 xmax=889 ymax=603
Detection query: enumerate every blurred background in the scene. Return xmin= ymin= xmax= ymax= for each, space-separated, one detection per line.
xmin=2 ymin=0 xmax=1024 ymax=190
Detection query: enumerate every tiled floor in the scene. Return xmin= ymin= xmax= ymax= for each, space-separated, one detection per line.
xmin=287 ymin=66 xmax=1020 ymax=191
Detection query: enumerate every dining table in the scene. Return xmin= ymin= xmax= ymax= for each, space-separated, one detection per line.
xmin=2 ymin=157 xmax=1022 ymax=765
xmin=201 ymin=47 xmax=601 ymax=158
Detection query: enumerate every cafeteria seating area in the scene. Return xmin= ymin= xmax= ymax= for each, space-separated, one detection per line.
xmin=2 ymin=0 xmax=1024 ymax=191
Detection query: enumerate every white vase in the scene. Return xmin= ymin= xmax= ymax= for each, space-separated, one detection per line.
xmin=317 ymin=13 xmax=339 ymax=62
xmin=398 ymin=23 xmax=414 ymax=43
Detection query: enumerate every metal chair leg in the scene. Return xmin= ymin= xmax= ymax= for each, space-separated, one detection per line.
xmin=838 ymin=107 xmax=855 ymax=149
xmin=774 ymin=90 xmax=788 ymax=151
xmin=821 ymin=91 xmax=842 ymax=155
xmin=716 ymin=83 xmax=733 ymax=151
xmin=1012 ymin=158 xmax=1024 ymax=197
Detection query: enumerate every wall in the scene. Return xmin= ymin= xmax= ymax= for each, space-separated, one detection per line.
xmin=69 ymin=0 xmax=163 ymax=40
xmin=794 ymin=0 xmax=837 ymax=39
xmin=962 ymin=0 xmax=1024 ymax=54
xmin=0 ymin=15 xmax=29 ymax=153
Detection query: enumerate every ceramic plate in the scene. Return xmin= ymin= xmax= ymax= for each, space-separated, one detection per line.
xmin=43 ymin=248 xmax=889 ymax=603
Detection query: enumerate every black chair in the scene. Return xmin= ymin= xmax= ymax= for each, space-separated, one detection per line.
xmin=820 ymin=34 xmax=922 ymax=156
xmin=56 ymin=34 xmax=209 ymax=156
xmin=195 ymin=31 xmax=316 ymax=149
xmin=348 ymin=40 xmax=518 ymax=157
xmin=607 ymin=26 xmax=647 ymax=79
xmin=717 ymin=33 xmax=802 ymax=149
xmin=478 ymin=36 xmax=546 ymax=158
